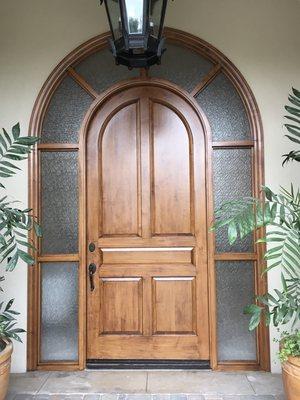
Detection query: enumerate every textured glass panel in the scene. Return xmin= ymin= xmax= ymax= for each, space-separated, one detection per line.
xmin=196 ymin=73 xmax=250 ymax=141
xmin=213 ymin=149 xmax=253 ymax=252
xmin=41 ymin=262 xmax=78 ymax=362
xmin=41 ymin=152 xmax=78 ymax=254
xmin=42 ymin=76 xmax=93 ymax=143
xmin=74 ymin=50 xmax=139 ymax=94
xmin=216 ymin=261 xmax=256 ymax=361
xmin=150 ymin=43 xmax=213 ymax=92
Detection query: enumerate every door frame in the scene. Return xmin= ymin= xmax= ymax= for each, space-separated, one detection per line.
xmin=28 ymin=28 xmax=269 ymax=372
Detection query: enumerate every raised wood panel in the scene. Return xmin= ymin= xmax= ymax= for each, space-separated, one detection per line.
xmin=99 ymin=278 xmax=142 ymax=335
xmin=101 ymin=247 xmax=193 ymax=264
xmin=151 ymin=101 xmax=193 ymax=235
xmin=153 ymin=277 xmax=196 ymax=335
xmin=99 ymin=264 xmax=196 ymax=277
xmin=92 ymin=335 xmax=202 ymax=359
xmin=98 ymin=236 xmax=196 ymax=247
xmin=101 ymin=102 xmax=141 ymax=237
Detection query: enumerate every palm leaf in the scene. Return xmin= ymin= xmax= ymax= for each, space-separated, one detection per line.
xmin=283 ymin=88 xmax=300 ymax=164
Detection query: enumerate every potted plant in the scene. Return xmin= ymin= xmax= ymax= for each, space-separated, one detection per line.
xmin=213 ymin=88 xmax=300 ymax=400
xmin=0 ymin=124 xmax=40 ymax=400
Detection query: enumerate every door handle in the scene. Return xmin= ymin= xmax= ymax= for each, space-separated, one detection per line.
xmin=88 ymin=263 xmax=97 ymax=291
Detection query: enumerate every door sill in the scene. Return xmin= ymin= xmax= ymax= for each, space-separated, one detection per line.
xmin=86 ymin=359 xmax=211 ymax=369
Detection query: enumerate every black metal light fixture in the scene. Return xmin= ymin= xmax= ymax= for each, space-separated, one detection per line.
xmin=100 ymin=0 xmax=171 ymax=69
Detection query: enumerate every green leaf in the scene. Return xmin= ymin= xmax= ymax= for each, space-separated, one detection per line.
xmin=228 ymin=221 xmax=237 ymax=244
xmin=4 ymin=299 xmax=14 ymax=312
xmin=285 ymin=105 xmax=300 ymax=117
xmin=7 ymin=253 xmax=19 ymax=272
xmin=0 ymin=132 xmax=8 ymax=151
xmin=3 ymin=128 xmax=12 ymax=146
xmin=285 ymin=124 xmax=300 ymax=137
xmin=33 ymin=222 xmax=42 ymax=237
xmin=249 ymin=312 xmax=262 ymax=331
xmin=0 ymin=160 xmax=21 ymax=170
xmin=4 ymin=154 xmax=27 ymax=161
xmin=17 ymin=249 xmax=35 ymax=265
xmin=285 ymin=135 xmax=300 ymax=145
xmin=244 ymin=304 xmax=262 ymax=315
xmin=263 ymin=186 xmax=273 ymax=201
xmin=15 ymin=137 xmax=39 ymax=145
xmin=292 ymin=87 xmax=300 ymax=99
xmin=12 ymin=123 xmax=20 ymax=140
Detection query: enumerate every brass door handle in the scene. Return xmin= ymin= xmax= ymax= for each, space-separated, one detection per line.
xmin=88 ymin=263 xmax=97 ymax=291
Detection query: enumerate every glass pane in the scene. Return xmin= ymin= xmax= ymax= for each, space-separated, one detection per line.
xmin=150 ymin=0 xmax=163 ymax=37
xmin=125 ymin=0 xmax=144 ymax=33
xmin=150 ymin=43 xmax=213 ymax=92
xmin=41 ymin=152 xmax=78 ymax=254
xmin=40 ymin=262 xmax=78 ymax=362
xmin=216 ymin=261 xmax=256 ymax=361
xmin=196 ymin=73 xmax=250 ymax=141
xmin=42 ymin=76 xmax=93 ymax=143
xmin=74 ymin=49 xmax=139 ymax=94
xmin=106 ymin=0 xmax=122 ymax=40
xmin=213 ymin=148 xmax=253 ymax=252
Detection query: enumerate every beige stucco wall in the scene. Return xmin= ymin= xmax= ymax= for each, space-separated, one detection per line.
xmin=0 ymin=0 xmax=299 ymax=373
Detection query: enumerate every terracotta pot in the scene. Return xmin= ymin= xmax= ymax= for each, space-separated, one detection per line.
xmin=282 ymin=355 xmax=300 ymax=400
xmin=0 ymin=337 xmax=13 ymax=400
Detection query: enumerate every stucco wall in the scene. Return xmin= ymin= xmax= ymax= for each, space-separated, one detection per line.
xmin=0 ymin=0 xmax=299 ymax=373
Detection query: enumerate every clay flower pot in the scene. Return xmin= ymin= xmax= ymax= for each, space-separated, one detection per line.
xmin=0 ymin=337 xmax=13 ymax=400
xmin=282 ymin=355 xmax=300 ymax=400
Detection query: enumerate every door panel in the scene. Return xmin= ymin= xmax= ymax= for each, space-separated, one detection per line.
xmin=101 ymin=102 xmax=141 ymax=236
xmin=153 ymin=277 xmax=196 ymax=335
xmin=151 ymin=102 xmax=192 ymax=235
xmin=87 ymin=85 xmax=209 ymax=360
xmin=99 ymin=277 xmax=143 ymax=335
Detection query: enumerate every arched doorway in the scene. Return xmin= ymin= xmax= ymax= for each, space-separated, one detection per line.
xmin=28 ymin=28 xmax=269 ymax=371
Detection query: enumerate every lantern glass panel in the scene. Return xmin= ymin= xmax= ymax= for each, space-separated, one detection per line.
xmin=106 ymin=0 xmax=122 ymax=40
xmin=150 ymin=0 xmax=164 ymax=38
xmin=125 ymin=0 xmax=144 ymax=34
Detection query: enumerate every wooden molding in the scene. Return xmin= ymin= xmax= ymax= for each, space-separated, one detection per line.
xmin=37 ymin=254 xmax=79 ymax=262
xmin=212 ymin=140 xmax=255 ymax=149
xmin=37 ymin=143 xmax=79 ymax=151
xmin=191 ymin=64 xmax=222 ymax=97
xmin=67 ymin=67 xmax=99 ymax=99
xmin=214 ymin=253 xmax=258 ymax=261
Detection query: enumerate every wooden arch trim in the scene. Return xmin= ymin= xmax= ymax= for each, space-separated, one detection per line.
xmin=28 ymin=28 xmax=269 ymax=372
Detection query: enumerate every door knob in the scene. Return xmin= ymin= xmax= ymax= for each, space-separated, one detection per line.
xmin=88 ymin=263 xmax=97 ymax=291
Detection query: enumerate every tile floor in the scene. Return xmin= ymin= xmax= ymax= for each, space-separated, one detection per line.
xmin=7 ymin=371 xmax=286 ymax=400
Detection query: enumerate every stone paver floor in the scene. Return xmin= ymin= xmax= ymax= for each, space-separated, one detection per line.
xmin=7 ymin=370 xmax=286 ymax=400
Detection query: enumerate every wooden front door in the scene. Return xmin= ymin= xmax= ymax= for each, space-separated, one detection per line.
xmin=86 ymin=83 xmax=209 ymax=360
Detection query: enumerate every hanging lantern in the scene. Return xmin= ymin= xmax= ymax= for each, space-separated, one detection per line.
xmin=100 ymin=0 xmax=171 ymax=68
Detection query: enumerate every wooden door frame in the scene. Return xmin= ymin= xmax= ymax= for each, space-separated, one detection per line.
xmin=28 ymin=28 xmax=269 ymax=372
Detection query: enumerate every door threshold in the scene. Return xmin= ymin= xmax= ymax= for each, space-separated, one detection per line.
xmin=86 ymin=359 xmax=211 ymax=370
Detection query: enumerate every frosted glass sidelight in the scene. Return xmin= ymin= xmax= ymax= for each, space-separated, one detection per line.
xmin=150 ymin=43 xmax=213 ymax=92
xmin=196 ymin=73 xmax=250 ymax=141
xmin=74 ymin=50 xmax=139 ymax=94
xmin=213 ymin=148 xmax=253 ymax=252
xmin=216 ymin=261 xmax=256 ymax=361
xmin=41 ymin=76 xmax=93 ymax=143
xmin=41 ymin=152 xmax=78 ymax=254
xmin=40 ymin=262 xmax=78 ymax=362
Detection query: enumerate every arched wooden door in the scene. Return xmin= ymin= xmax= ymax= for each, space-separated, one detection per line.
xmin=86 ymin=84 xmax=209 ymax=361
